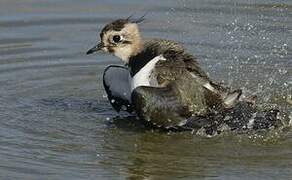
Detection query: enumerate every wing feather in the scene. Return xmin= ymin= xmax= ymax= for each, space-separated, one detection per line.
xmin=103 ymin=65 xmax=133 ymax=113
xmin=131 ymin=79 xmax=209 ymax=128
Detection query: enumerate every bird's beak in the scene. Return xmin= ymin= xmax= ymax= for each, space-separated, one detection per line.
xmin=86 ymin=42 xmax=104 ymax=55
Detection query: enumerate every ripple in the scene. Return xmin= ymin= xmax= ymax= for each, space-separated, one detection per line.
xmin=0 ymin=37 xmax=48 ymax=45
xmin=0 ymin=17 xmax=112 ymax=28
xmin=0 ymin=0 xmax=291 ymax=179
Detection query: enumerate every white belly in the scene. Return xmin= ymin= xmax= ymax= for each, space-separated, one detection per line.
xmin=130 ymin=55 xmax=166 ymax=91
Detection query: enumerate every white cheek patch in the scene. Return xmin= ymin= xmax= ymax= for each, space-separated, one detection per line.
xmin=114 ymin=46 xmax=132 ymax=63
xmin=131 ymin=55 xmax=166 ymax=91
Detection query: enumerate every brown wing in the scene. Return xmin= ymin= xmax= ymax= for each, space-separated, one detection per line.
xmin=143 ymin=38 xmax=185 ymax=55
xmin=157 ymin=51 xmax=241 ymax=109
xmin=144 ymin=39 xmax=242 ymax=108
xmin=131 ymin=82 xmax=208 ymax=129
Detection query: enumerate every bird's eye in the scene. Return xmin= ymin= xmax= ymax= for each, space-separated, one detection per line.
xmin=112 ymin=35 xmax=121 ymax=43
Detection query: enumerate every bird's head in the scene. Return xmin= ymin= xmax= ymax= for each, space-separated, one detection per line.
xmin=86 ymin=16 xmax=145 ymax=63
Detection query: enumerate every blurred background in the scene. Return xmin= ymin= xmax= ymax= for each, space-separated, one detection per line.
xmin=0 ymin=0 xmax=291 ymax=179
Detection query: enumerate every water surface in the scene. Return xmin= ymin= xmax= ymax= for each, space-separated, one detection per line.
xmin=0 ymin=0 xmax=291 ymax=179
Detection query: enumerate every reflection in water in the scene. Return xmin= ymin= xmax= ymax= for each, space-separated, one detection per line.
xmin=124 ymin=135 xmax=208 ymax=179
xmin=100 ymin=128 xmax=209 ymax=179
xmin=100 ymin=123 xmax=292 ymax=179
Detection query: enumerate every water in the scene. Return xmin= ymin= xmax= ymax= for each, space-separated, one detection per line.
xmin=0 ymin=0 xmax=291 ymax=179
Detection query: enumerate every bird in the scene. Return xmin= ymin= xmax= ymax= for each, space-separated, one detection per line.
xmin=86 ymin=17 xmax=282 ymax=133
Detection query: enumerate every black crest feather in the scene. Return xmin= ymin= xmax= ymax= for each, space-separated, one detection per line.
xmin=127 ymin=12 xmax=148 ymax=24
